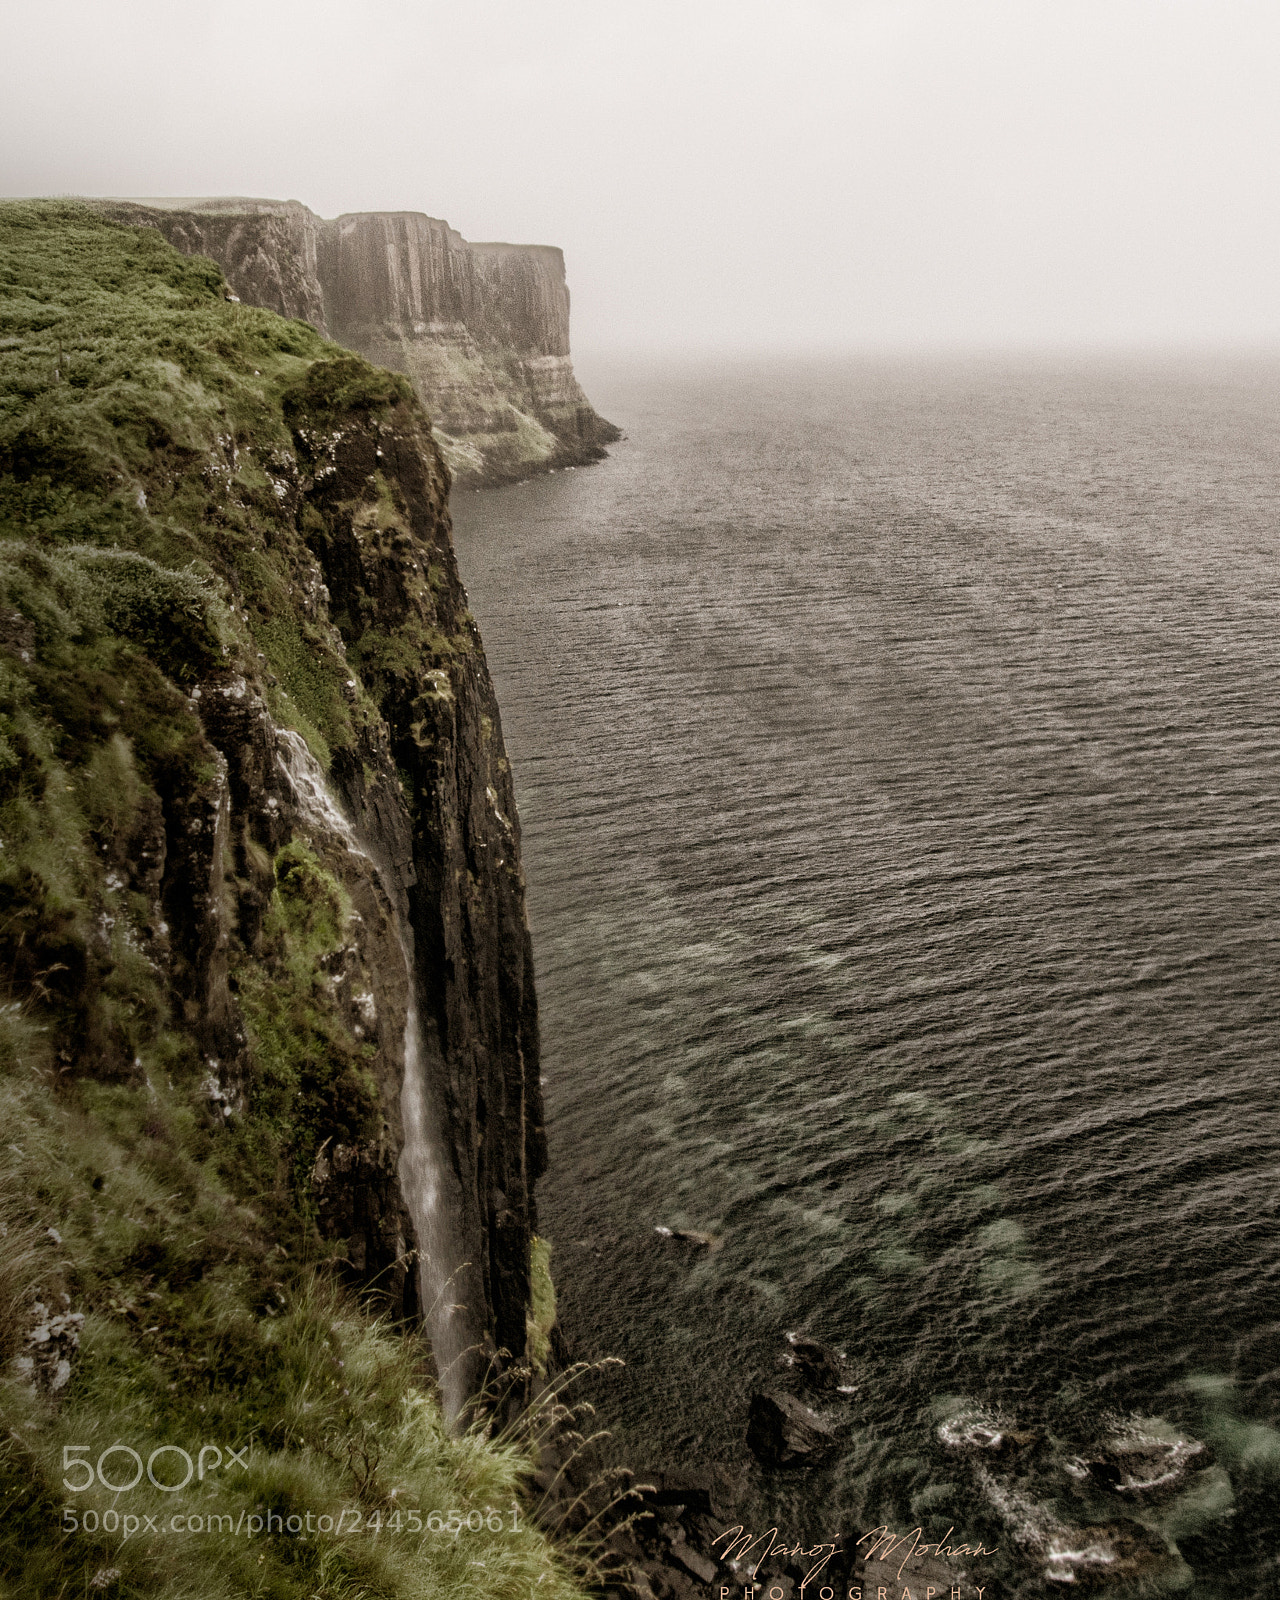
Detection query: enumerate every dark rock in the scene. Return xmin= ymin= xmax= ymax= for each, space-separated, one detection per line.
xmin=862 ymin=1550 xmax=967 ymax=1594
xmin=779 ymin=1330 xmax=849 ymax=1391
xmin=640 ymin=1472 xmax=714 ymax=1515
xmin=606 ymin=1526 xmax=647 ymax=1563
xmin=669 ymin=1542 xmax=718 ymax=1584
xmin=641 ymin=1563 xmax=700 ymax=1600
xmin=1079 ymin=1435 xmax=1214 ymax=1498
xmin=746 ymin=1389 xmax=839 ymax=1466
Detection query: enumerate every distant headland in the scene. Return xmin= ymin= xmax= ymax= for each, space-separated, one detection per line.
xmin=96 ymin=196 xmax=620 ymax=488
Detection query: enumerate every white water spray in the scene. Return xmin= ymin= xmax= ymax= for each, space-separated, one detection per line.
xmin=274 ymin=729 xmax=470 ymax=1419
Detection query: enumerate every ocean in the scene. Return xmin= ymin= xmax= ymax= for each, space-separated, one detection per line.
xmin=450 ymin=354 xmax=1280 ymax=1597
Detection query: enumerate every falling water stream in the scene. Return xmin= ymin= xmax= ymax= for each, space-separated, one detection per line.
xmin=273 ymin=728 xmax=471 ymax=1421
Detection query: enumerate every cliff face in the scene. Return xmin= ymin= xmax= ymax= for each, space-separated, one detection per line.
xmin=102 ymin=198 xmax=620 ymax=488
xmin=0 ymin=203 xmax=544 ymax=1428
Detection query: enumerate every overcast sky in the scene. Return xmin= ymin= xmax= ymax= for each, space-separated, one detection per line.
xmin=4 ymin=1 xmax=1279 ymax=353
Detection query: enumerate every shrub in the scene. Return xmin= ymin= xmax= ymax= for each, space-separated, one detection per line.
xmin=62 ymin=544 xmax=231 ymax=677
xmin=282 ymin=355 xmax=414 ymax=427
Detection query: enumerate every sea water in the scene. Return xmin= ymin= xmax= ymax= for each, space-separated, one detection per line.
xmin=451 ymin=354 xmax=1280 ymax=1596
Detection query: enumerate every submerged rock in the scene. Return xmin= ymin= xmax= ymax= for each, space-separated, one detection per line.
xmin=937 ymin=1405 xmax=1039 ymax=1456
xmin=654 ymin=1225 xmax=719 ymax=1250
xmin=778 ymin=1330 xmax=853 ymax=1393
xmin=975 ymin=1464 xmax=1177 ymax=1588
xmin=1071 ymin=1416 xmax=1214 ymax=1498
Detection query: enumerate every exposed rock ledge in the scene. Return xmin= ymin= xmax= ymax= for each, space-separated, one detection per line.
xmin=96 ymin=196 xmax=621 ymax=488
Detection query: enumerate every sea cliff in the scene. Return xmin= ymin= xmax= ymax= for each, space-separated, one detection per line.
xmin=0 ymin=199 xmax=577 ymax=1598
xmin=98 ymin=198 xmax=620 ymax=488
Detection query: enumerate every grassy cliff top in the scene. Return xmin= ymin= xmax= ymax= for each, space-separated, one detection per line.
xmin=0 ymin=198 xmax=427 ymax=766
xmin=0 ymin=201 xmax=583 ymax=1600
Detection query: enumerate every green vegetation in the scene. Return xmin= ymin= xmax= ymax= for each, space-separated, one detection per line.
xmin=0 ymin=202 xmax=583 ymax=1599
xmin=0 ymin=1042 xmax=573 ymax=1597
xmin=280 ymin=354 xmax=414 ymax=427
xmin=233 ymin=841 xmax=382 ymax=1196
xmin=0 ymin=199 xmax=412 ymax=766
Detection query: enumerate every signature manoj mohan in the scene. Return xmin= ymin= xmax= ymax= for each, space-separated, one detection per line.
xmin=712 ymin=1522 xmax=997 ymax=1598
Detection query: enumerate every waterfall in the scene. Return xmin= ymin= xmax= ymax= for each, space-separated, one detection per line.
xmin=273 ymin=729 xmax=471 ymax=1421
xmin=396 ymin=997 xmax=472 ymax=1422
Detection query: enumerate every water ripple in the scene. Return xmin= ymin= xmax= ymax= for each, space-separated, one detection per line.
xmin=454 ymin=355 xmax=1280 ymax=1596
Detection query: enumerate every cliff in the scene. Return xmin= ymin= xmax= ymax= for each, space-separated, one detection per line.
xmin=0 ymin=201 xmax=576 ymax=1597
xmin=98 ymin=198 xmax=621 ymax=488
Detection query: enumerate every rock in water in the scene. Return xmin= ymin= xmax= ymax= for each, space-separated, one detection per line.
xmin=781 ymin=1331 xmax=846 ymax=1390
xmin=746 ymin=1390 xmax=839 ymax=1466
xmin=654 ymin=1225 xmax=718 ymax=1250
xmin=1079 ymin=1434 xmax=1214 ymax=1497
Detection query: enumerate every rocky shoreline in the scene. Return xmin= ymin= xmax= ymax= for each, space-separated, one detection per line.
xmin=526 ymin=1329 xmax=966 ymax=1600
xmin=528 ymin=1320 xmax=1224 ymax=1598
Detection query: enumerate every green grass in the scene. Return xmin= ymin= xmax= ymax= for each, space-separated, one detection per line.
xmin=0 ymin=1004 xmax=585 ymax=1598
xmin=0 ymin=200 xmax=423 ymax=766
xmin=0 ymin=201 xmax=586 ymax=1600
xmin=233 ymin=841 xmax=382 ymax=1195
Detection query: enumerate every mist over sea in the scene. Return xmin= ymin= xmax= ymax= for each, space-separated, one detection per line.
xmin=451 ymin=355 xmax=1280 ymax=1596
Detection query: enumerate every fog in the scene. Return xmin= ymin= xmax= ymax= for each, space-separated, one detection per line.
xmin=4 ymin=0 xmax=1279 ymax=354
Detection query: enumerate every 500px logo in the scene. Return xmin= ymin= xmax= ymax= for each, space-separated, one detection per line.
xmin=62 ymin=1443 xmax=250 ymax=1494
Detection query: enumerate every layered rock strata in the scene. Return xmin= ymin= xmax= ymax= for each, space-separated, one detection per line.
xmin=100 ymin=197 xmax=620 ymax=487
